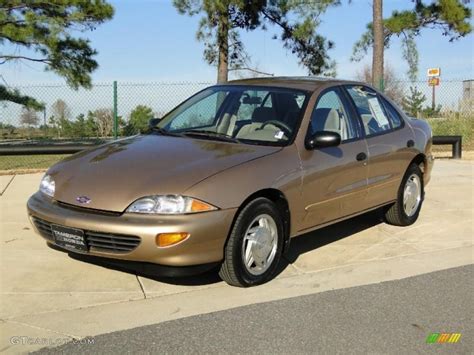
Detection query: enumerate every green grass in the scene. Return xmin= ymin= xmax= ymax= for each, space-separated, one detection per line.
xmin=0 ymin=154 xmax=69 ymax=172
xmin=426 ymin=116 xmax=474 ymax=144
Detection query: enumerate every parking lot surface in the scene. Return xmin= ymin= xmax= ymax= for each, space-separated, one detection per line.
xmin=0 ymin=160 xmax=472 ymax=353
xmin=35 ymin=265 xmax=474 ymax=354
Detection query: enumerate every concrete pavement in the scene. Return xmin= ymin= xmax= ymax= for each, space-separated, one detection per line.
xmin=35 ymin=265 xmax=474 ymax=354
xmin=0 ymin=160 xmax=472 ymax=353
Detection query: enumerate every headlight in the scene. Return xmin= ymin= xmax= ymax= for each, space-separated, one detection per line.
xmin=126 ymin=195 xmax=218 ymax=214
xmin=39 ymin=174 xmax=55 ymax=198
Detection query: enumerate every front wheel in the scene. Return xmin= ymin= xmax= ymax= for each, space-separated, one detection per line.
xmin=385 ymin=163 xmax=424 ymax=226
xmin=219 ymin=198 xmax=284 ymax=287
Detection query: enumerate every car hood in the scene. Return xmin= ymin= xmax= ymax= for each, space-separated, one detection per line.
xmin=49 ymin=135 xmax=280 ymax=212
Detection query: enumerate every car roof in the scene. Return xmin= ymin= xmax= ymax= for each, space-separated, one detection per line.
xmin=226 ymin=76 xmax=366 ymax=92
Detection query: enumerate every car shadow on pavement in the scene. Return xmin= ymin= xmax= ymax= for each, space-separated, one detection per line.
xmin=62 ymin=209 xmax=384 ymax=287
xmin=64 ymin=250 xmax=222 ymax=286
xmin=273 ymin=209 xmax=384 ymax=278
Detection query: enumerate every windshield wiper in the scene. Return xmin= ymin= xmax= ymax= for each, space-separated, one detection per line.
xmin=149 ymin=126 xmax=182 ymax=137
xmin=182 ymin=130 xmax=240 ymax=143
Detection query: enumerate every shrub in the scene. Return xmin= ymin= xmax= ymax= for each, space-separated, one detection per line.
xmin=426 ymin=116 xmax=474 ymax=144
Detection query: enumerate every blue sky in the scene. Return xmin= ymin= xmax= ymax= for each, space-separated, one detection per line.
xmin=2 ymin=0 xmax=473 ymax=85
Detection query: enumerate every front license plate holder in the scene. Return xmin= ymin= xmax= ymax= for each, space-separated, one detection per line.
xmin=51 ymin=224 xmax=88 ymax=252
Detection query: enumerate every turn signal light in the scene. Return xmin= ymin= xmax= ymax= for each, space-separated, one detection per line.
xmin=191 ymin=199 xmax=215 ymax=213
xmin=156 ymin=233 xmax=190 ymax=247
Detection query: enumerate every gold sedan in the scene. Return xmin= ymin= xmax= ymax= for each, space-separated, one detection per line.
xmin=28 ymin=77 xmax=433 ymax=287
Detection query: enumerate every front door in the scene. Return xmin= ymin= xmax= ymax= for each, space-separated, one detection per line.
xmin=299 ymin=87 xmax=369 ymax=232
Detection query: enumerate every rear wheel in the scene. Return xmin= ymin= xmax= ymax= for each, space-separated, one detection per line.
xmin=219 ymin=198 xmax=284 ymax=287
xmin=385 ymin=163 xmax=424 ymax=226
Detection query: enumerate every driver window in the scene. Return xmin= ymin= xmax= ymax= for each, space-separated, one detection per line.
xmin=310 ymin=89 xmax=357 ymax=141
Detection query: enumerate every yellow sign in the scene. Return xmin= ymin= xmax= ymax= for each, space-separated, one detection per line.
xmin=428 ymin=77 xmax=440 ymax=86
xmin=427 ymin=68 xmax=441 ymax=77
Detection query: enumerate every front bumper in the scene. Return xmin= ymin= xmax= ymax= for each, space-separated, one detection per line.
xmin=27 ymin=192 xmax=237 ymax=267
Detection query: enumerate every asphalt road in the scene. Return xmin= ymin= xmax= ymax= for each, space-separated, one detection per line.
xmin=36 ymin=265 xmax=473 ymax=354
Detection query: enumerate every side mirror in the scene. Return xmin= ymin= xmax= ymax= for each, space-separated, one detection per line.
xmin=148 ymin=118 xmax=161 ymax=129
xmin=305 ymin=131 xmax=341 ymax=150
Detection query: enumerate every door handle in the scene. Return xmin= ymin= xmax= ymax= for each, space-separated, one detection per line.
xmin=356 ymin=152 xmax=367 ymax=161
xmin=407 ymin=140 xmax=415 ymax=147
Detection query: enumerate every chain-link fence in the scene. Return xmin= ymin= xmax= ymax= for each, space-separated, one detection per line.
xmin=386 ymin=79 xmax=473 ymax=149
xmin=0 ymin=79 xmax=472 ymax=170
xmin=0 ymin=81 xmax=212 ymax=142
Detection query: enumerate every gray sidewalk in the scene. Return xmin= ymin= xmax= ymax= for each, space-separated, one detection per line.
xmin=1 ymin=160 xmax=473 ymax=353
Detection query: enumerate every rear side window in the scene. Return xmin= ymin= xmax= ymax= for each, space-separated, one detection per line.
xmin=345 ymin=85 xmax=391 ymax=136
xmin=380 ymin=97 xmax=403 ymax=129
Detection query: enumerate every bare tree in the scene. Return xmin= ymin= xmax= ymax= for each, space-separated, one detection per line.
xmin=93 ymin=108 xmax=113 ymax=137
xmin=51 ymin=99 xmax=71 ymax=121
xmin=51 ymin=99 xmax=72 ymax=138
xmin=20 ymin=108 xmax=39 ymax=127
xmin=356 ymin=64 xmax=404 ymax=104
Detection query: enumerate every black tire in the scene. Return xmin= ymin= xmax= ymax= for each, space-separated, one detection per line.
xmin=385 ymin=163 xmax=424 ymax=226
xmin=219 ymin=197 xmax=284 ymax=287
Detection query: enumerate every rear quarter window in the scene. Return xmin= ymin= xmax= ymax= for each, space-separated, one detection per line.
xmin=380 ymin=97 xmax=403 ymax=129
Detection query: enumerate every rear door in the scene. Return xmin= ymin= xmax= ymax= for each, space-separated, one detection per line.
xmin=343 ymin=85 xmax=412 ymax=208
xmin=299 ymin=87 xmax=369 ymax=230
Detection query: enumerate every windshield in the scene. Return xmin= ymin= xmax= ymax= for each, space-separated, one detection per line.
xmin=156 ymin=85 xmax=309 ymax=146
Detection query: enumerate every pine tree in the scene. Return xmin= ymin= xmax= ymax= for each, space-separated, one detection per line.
xmin=352 ymin=0 xmax=471 ymax=85
xmin=402 ymin=86 xmax=426 ymax=117
xmin=173 ymin=0 xmax=339 ymax=83
xmin=0 ymin=1 xmax=114 ymax=108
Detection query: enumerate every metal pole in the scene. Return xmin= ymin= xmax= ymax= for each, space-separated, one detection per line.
xmin=432 ymin=85 xmax=435 ymax=111
xmin=113 ymin=80 xmax=118 ymax=139
xmin=453 ymin=137 xmax=462 ymax=159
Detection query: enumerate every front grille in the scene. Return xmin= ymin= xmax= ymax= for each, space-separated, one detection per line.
xmin=56 ymin=201 xmax=122 ymax=216
xmin=85 ymin=231 xmax=141 ymax=253
xmin=31 ymin=217 xmax=141 ymax=253
xmin=32 ymin=217 xmax=54 ymax=241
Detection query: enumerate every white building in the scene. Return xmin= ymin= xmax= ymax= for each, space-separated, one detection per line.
xmin=461 ymin=80 xmax=473 ymax=116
